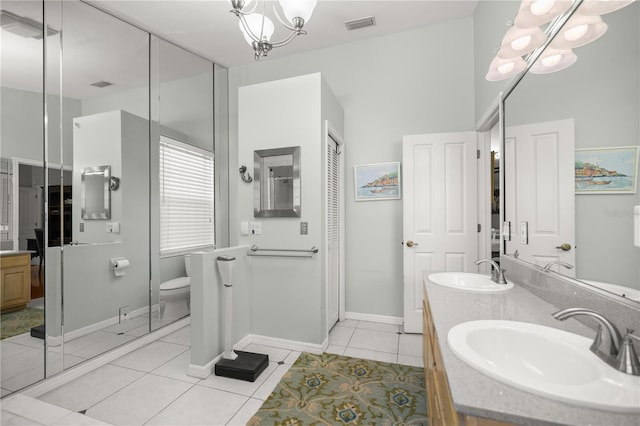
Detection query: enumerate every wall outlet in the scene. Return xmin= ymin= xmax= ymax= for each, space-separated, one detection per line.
xmin=249 ymin=221 xmax=261 ymax=235
xmin=119 ymin=306 xmax=130 ymax=323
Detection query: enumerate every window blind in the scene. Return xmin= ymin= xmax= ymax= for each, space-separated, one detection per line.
xmin=160 ymin=136 xmax=214 ymax=254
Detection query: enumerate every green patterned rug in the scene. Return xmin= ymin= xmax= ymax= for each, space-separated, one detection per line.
xmin=249 ymin=352 xmax=427 ymax=425
xmin=1 ymin=308 xmax=44 ymax=339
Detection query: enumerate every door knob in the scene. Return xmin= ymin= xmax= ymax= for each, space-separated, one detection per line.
xmin=555 ymin=243 xmax=572 ymax=251
xmin=405 ymin=240 xmax=418 ymax=248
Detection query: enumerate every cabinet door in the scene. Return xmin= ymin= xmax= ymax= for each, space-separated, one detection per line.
xmin=1 ymin=255 xmax=30 ymax=311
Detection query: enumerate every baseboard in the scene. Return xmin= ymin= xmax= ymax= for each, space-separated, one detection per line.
xmin=59 ymin=304 xmax=160 ymax=343
xmin=345 ymin=311 xmax=403 ymax=326
xmin=188 ymin=353 xmax=222 ymax=379
xmin=246 ymin=334 xmax=327 ymax=355
xmin=22 ymin=317 xmax=190 ymax=398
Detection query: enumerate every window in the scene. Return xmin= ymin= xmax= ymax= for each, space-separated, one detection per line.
xmin=160 ymin=136 xmax=214 ymax=254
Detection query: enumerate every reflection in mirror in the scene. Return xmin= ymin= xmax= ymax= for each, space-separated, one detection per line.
xmin=503 ymin=1 xmax=639 ymax=302
xmin=254 ymin=146 xmax=301 ymax=217
xmin=0 ymin=0 xmax=46 ymax=395
xmin=81 ymin=165 xmax=110 ymax=220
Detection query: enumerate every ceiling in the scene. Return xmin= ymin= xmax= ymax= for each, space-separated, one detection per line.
xmin=90 ymin=0 xmax=479 ymax=68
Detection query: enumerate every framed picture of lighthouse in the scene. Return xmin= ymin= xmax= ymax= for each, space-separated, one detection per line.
xmin=575 ymin=146 xmax=639 ymax=194
xmin=354 ymin=162 xmax=401 ymax=201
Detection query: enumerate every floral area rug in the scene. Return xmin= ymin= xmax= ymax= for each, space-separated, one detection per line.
xmin=1 ymin=308 xmax=44 ymax=339
xmin=249 ymin=352 xmax=427 ymax=425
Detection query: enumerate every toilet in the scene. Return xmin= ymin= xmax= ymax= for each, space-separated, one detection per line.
xmin=159 ymin=255 xmax=191 ymax=320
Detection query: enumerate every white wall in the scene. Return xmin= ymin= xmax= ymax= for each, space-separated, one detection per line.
xmin=229 ymin=18 xmax=475 ymax=318
xmin=236 ymin=73 xmax=343 ymax=344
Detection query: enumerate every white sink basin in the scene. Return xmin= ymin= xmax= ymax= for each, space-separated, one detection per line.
xmin=448 ymin=320 xmax=640 ymax=412
xmin=428 ymin=272 xmax=513 ymax=293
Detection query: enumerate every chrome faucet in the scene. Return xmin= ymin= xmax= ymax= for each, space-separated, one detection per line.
xmin=475 ymin=258 xmax=507 ymax=284
xmin=553 ymin=308 xmax=640 ymax=376
xmin=542 ymin=260 xmax=574 ymax=272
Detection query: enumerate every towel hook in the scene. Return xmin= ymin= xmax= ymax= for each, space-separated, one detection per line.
xmin=239 ymin=165 xmax=253 ymax=183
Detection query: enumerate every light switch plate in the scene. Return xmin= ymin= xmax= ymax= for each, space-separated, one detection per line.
xmin=520 ymin=221 xmax=528 ymax=244
xmin=250 ymin=222 xmax=261 ymax=235
xmin=300 ymin=222 xmax=308 ymax=235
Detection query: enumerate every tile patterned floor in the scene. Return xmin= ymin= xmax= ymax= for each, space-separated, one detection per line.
xmin=1 ymin=319 xmax=423 ymax=425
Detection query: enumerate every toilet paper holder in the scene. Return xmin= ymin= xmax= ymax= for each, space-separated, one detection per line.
xmin=110 ymin=257 xmax=130 ymax=277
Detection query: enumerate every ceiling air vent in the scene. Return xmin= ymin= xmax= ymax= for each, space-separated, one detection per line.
xmin=344 ymin=16 xmax=376 ymax=31
xmin=90 ymin=81 xmax=113 ymax=88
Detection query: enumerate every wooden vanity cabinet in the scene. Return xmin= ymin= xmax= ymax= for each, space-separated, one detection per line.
xmin=423 ymin=287 xmax=512 ymax=426
xmin=1 ymin=252 xmax=31 ymax=313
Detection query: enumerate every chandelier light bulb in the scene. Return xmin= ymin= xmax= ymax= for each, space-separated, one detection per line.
xmin=278 ymin=0 xmax=317 ymax=26
xmin=511 ymin=34 xmax=532 ymax=51
xmin=515 ymin=0 xmax=572 ymax=28
xmin=530 ymin=0 xmax=555 ymax=16
xmin=550 ymin=13 xmax=607 ymax=49
xmin=579 ymin=0 xmax=635 ymax=16
xmin=486 ymin=55 xmax=527 ymax=81
xmin=530 ymin=48 xmax=577 ymax=74
xmin=498 ymin=62 xmax=516 ymax=74
xmin=541 ymin=53 xmax=562 ymax=67
xmin=497 ymin=25 xmax=546 ymax=59
xmin=564 ymin=23 xmax=588 ymax=41
xmin=240 ymin=13 xmax=274 ymax=45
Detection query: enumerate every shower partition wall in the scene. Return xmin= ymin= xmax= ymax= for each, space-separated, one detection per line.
xmin=0 ymin=0 xmax=225 ymax=396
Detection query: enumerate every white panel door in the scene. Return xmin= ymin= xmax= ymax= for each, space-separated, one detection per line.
xmin=504 ymin=119 xmax=575 ymax=272
xmin=402 ymin=132 xmax=478 ymax=333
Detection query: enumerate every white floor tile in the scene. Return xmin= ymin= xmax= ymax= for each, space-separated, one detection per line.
xmin=146 ymin=385 xmax=248 ymax=426
xmin=357 ymin=320 xmax=401 ymax=333
xmin=198 ymin=362 xmax=278 ymax=397
xmin=0 ymin=410 xmax=46 ymax=425
xmin=335 ymin=319 xmax=358 ymax=328
xmin=158 ymin=326 xmax=190 ymax=346
xmin=348 ymin=328 xmax=399 ymax=354
xmin=50 ymin=412 xmax=112 ymax=426
xmin=328 ymin=325 xmax=355 ymax=346
xmin=4 ymin=333 xmax=46 ymax=350
xmin=226 ymin=397 xmax=264 ymax=426
xmin=1 ymin=346 xmax=45 ymax=380
xmin=343 ymin=347 xmax=397 ymax=364
xmin=2 ymin=394 xmax=71 ymax=425
xmin=398 ymin=333 xmax=423 ymax=357
xmin=397 ymin=354 xmax=424 ymax=368
xmin=151 ymin=350 xmax=200 ymax=384
xmin=0 ymin=341 xmax=31 ymax=359
xmin=237 ymin=344 xmax=290 ymax=363
xmin=109 ymin=341 xmax=188 ymax=372
xmin=86 ymin=375 xmax=192 ymax=426
xmin=251 ymin=363 xmax=291 ymax=401
xmin=64 ymin=332 xmax=137 ymax=359
xmin=325 ymin=344 xmax=346 ymax=355
xmin=1 ymin=364 xmax=45 ymax=392
xmin=39 ymin=364 xmax=145 ymax=412
xmin=100 ymin=317 xmax=148 ymax=334
xmin=2 ymin=388 xmax=13 ymax=397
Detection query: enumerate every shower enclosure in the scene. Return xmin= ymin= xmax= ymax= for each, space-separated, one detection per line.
xmin=0 ymin=0 xmax=227 ymax=395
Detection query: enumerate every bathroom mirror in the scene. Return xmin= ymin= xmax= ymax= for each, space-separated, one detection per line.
xmin=81 ymin=166 xmax=111 ymax=220
xmin=254 ymin=146 xmax=301 ymax=217
xmin=502 ymin=1 xmax=639 ymax=302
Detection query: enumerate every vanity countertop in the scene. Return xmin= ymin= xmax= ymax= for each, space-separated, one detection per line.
xmin=423 ymin=273 xmax=640 ymax=426
xmin=0 ymin=250 xmax=33 ymax=257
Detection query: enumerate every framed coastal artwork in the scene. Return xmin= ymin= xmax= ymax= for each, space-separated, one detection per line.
xmin=575 ymin=146 xmax=639 ymax=194
xmin=354 ymin=162 xmax=401 ymax=201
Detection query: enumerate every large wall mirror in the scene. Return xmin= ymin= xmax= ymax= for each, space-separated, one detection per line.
xmin=0 ymin=0 xmax=222 ymax=395
xmin=502 ymin=1 xmax=639 ymax=303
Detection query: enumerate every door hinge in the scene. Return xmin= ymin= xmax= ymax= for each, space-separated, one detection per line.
xmin=476 ymin=149 xmax=481 ymax=159
xmin=477 ymin=224 xmax=481 ymax=233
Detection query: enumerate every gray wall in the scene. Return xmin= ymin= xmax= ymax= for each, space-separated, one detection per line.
xmin=236 ymin=73 xmax=343 ymax=344
xmin=228 ymin=17 xmax=475 ymax=319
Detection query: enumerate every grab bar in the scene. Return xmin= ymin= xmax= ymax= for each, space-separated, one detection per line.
xmin=247 ymin=245 xmax=318 ymax=258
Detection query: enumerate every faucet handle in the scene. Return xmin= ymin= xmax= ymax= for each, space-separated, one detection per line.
xmin=615 ymin=330 xmax=640 ymax=376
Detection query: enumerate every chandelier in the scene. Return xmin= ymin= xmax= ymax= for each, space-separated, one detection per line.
xmin=230 ymin=0 xmax=317 ymax=61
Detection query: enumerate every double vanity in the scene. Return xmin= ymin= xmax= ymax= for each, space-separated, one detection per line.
xmin=422 ymin=266 xmax=640 ymax=425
